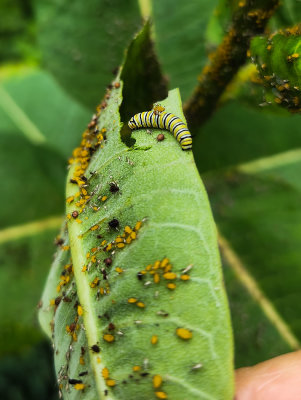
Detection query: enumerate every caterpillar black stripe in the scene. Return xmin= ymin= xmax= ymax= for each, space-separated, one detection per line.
xmin=128 ymin=111 xmax=192 ymax=150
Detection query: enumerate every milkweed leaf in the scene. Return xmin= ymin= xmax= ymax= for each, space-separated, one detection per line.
xmin=39 ymin=25 xmax=234 ymax=400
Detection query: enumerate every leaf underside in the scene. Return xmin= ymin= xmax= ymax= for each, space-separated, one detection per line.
xmin=39 ymin=26 xmax=234 ymax=400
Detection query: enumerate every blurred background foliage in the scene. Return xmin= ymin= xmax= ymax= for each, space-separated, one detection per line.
xmin=1 ymin=0 xmax=301 ymax=398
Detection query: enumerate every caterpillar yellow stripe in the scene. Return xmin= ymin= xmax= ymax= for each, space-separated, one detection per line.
xmin=128 ymin=110 xmax=192 ymax=150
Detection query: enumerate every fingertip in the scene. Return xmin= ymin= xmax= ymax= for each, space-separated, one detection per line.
xmin=235 ymin=351 xmax=301 ymax=400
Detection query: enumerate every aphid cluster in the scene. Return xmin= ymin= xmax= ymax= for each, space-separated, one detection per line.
xmin=66 ymin=81 xmax=121 ymax=221
xmin=251 ymin=26 xmax=301 ymax=112
xmin=137 ymin=257 xmax=191 ymax=291
xmin=104 ymin=221 xmax=142 ymax=252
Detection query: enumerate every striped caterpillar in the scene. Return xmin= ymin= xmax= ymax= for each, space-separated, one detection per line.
xmin=128 ymin=105 xmax=192 ymax=150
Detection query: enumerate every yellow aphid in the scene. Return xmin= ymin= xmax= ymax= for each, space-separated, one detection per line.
xmin=128 ymin=298 xmax=137 ymax=304
xmin=102 ymin=367 xmax=109 ymax=379
xmin=153 ymin=261 xmax=160 ymax=270
xmin=136 ymin=301 xmax=145 ymax=308
xmin=155 ymin=392 xmax=167 ymax=399
xmin=106 ymin=243 xmax=112 ymax=251
xmin=124 ymin=226 xmax=132 ymax=233
xmin=115 ymin=267 xmax=123 ymax=273
xmin=86 ymin=252 xmax=90 ymax=259
xmin=126 ymin=236 xmax=132 ymax=244
xmin=82 ymin=265 xmax=87 ymax=272
xmin=130 ymin=231 xmax=136 ymax=239
xmin=101 ymin=240 xmax=107 ymax=246
xmin=74 ymin=383 xmax=85 ymax=390
xmin=154 ymin=104 xmax=165 ymax=114
xmin=90 ymin=224 xmax=99 ymax=231
xmin=151 ymin=335 xmax=158 ymax=345
xmin=132 ymin=365 xmax=141 ymax=372
xmin=176 ymin=328 xmax=193 ymax=340
xmin=72 ymin=332 xmax=77 ymax=342
xmin=77 ymin=305 xmax=83 ymax=316
xmin=62 ymin=245 xmax=70 ymax=251
xmin=106 ymin=379 xmax=116 ymax=387
xmin=154 ymin=273 xmax=160 ymax=284
xmin=167 ymin=283 xmax=176 ymax=290
xmin=79 ymin=356 xmax=85 ymax=365
xmin=115 ymin=237 xmax=124 ymax=243
xmin=50 ymin=299 xmax=55 ymax=306
xmin=135 ymin=221 xmax=142 ymax=231
xmin=117 ymin=243 xmax=125 ymax=248
xmin=146 ymin=264 xmax=152 ymax=271
xmin=101 ymin=196 xmax=107 ymax=202
xmin=160 ymin=258 xmax=169 ymax=268
xmin=97 ymin=356 xmax=101 ymax=363
xmin=91 ymin=256 xmax=97 ymax=263
xmin=163 ymin=272 xmax=177 ymax=280
xmin=75 ymin=219 xmax=82 ymax=224
xmin=66 ymin=196 xmax=74 ymax=203
xmin=90 ymin=277 xmax=100 ymax=288
xmin=103 ymin=334 xmax=115 ymax=343
xmin=153 ymin=375 xmax=162 ymax=388
xmin=101 ymin=128 xmax=107 ymax=133
xmin=164 ymin=265 xmax=172 ymax=273
xmin=180 ymin=274 xmax=190 ymax=281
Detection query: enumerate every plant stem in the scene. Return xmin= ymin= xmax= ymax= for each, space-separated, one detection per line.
xmin=184 ymin=0 xmax=279 ymax=130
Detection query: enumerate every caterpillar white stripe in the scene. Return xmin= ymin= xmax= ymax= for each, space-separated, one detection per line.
xmin=128 ymin=109 xmax=192 ymax=150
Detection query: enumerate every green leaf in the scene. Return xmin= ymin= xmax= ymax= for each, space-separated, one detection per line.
xmin=0 ymin=342 xmax=58 ymax=400
xmin=269 ymin=1 xmax=301 ymax=30
xmin=152 ymin=0 xmax=219 ymax=100
xmin=223 ymin=262 xmax=291 ymax=368
xmin=205 ymin=0 xmax=231 ymax=48
xmin=120 ymin=21 xmax=168 ymax=122
xmin=0 ymin=67 xmax=91 ymax=158
xmin=193 ymin=100 xmax=301 ymax=172
xmin=0 ymin=0 xmax=38 ymax=63
xmin=0 ymin=134 xmax=65 ymax=228
xmin=0 ymin=226 xmax=62 ymax=355
xmin=204 ymin=164 xmax=301 ymax=366
xmin=251 ymin=28 xmax=301 ymax=113
xmin=34 ymin=0 xmax=141 ymax=109
xmin=39 ymin=25 xmax=234 ymax=399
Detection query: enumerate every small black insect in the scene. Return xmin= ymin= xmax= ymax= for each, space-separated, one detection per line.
xmin=108 ymin=218 xmax=119 ymax=229
xmin=54 ymin=296 xmax=62 ymax=306
xmin=69 ymin=379 xmax=83 ymax=385
xmin=109 ymin=182 xmax=119 ymax=193
xmin=137 ymin=272 xmax=143 ymax=281
xmin=91 ymin=344 xmax=100 ymax=353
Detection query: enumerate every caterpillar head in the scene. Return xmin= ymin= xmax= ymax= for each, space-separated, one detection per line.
xmin=128 ymin=117 xmax=136 ymax=129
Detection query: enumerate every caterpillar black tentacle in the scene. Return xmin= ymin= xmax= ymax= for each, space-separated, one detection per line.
xmin=128 ymin=108 xmax=192 ymax=151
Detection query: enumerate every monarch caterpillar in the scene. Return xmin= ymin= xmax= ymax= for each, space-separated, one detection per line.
xmin=128 ymin=105 xmax=192 ymax=150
